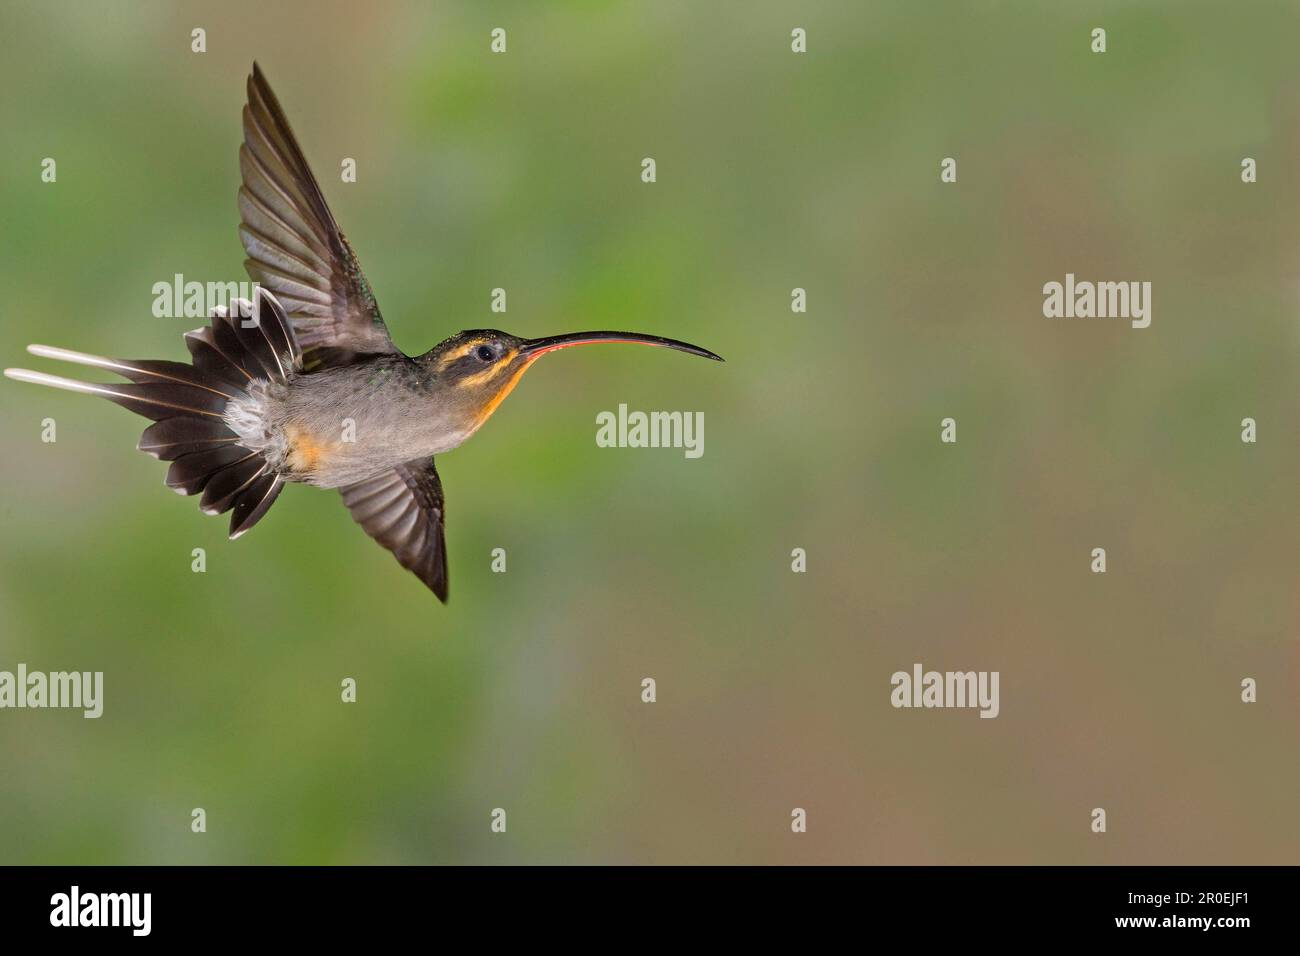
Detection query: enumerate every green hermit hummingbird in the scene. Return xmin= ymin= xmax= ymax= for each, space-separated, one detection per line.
xmin=4 ymin=64 xmax=722 ymax=601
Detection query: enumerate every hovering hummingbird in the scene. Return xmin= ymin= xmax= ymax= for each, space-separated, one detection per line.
xmin=4 ymin=64 xmax=722 ymax=601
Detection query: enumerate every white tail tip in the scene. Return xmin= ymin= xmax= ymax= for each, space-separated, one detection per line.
xmin=4 ymin=367 xmax=121 ymax=397
xmin=26 ymin=344 xmax=125 ymax=372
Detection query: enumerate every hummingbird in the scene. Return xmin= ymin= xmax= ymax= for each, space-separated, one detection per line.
xmin=4 ymin=64 xmax=722 ymax=601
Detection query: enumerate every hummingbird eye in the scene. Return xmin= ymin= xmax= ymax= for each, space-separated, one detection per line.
xmin=475 ymin=345 xmax=495 ymax=362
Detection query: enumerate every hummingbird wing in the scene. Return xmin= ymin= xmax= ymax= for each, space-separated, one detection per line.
xmin=340 ymin=458 xmax=449 ymax=601
xmin=238 ymin=63 xmax=395 ymax=369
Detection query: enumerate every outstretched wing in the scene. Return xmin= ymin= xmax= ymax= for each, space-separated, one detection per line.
xmin=239 ymin=62 xmax=395 ymax=368
xmin=340 ymin=458 xmax=449 ymax=601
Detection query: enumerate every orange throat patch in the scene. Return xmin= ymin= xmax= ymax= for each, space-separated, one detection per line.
xmin=471 ymin=355 xmax=538 ymax=431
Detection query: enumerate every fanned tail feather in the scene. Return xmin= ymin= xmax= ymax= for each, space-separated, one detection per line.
xmin=4 ymin=289 xmax=299 ymax=539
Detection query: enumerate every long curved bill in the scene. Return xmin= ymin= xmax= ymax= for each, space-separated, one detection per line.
xmin=520 ymin=331 xmax=724 ymax=362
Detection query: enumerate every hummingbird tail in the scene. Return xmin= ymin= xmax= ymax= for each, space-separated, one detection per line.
xmin=4 ymin=290 xmax=303 ymax=539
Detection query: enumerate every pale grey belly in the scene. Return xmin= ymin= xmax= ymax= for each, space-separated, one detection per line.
xmin=223 ymin=377 xmax=472 ymax=489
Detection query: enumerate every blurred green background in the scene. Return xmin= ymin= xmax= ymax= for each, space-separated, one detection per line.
xmin=2 ymin=0 xmax=1300 ymax=864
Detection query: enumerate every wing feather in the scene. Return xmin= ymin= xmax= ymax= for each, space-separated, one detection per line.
xmin=340 ymin=459 xmax=449 ymax=601
xmin=239 ymin=63 xmax=395 ymax=367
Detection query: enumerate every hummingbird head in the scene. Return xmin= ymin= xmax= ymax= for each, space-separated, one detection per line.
xmin=422 ymin=328 xmax=723 ymax=435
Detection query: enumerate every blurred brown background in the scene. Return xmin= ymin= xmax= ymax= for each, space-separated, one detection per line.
xmin=1 ymin=0 xmax=1298 ymax=864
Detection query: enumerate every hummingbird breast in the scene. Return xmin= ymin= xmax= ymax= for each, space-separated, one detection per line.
xmin=222 ymin=356 xmax=473 ymax=489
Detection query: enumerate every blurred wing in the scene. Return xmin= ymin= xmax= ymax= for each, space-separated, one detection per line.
xmin=340 ymin=458 xmax=448 ymax=601
xmin=239 ymin=63 xmax=395 ymax=368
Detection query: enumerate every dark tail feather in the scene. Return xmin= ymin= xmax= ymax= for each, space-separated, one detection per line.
xmin=229 ymin=472 xmax=284 ymax=539
xmin=5 ymin=288 xmax=300 ymax=540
